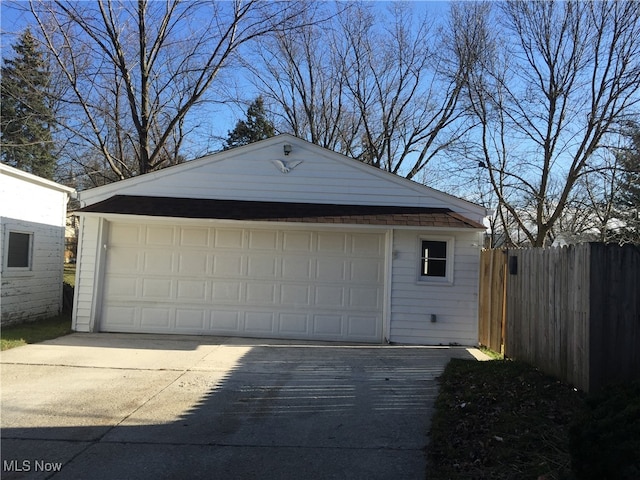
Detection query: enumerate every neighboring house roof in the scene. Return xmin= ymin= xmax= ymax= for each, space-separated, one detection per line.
xmin=0 ymin=163 xmax=76 ymax=196
xmin=79 ymin=195 xmax=486 ymax=229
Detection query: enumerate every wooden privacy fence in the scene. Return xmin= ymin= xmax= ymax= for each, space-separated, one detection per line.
xmin=478 ymin=249 xmax=507 ymax=353
xmin=478 ymin=243 xmax=640 ymax=392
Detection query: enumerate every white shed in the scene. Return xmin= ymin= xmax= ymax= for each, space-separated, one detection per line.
xmin=0 ymin=164 xmax=75 ymax=325
xmin=73 ymin=135 xmax=486 ymax=345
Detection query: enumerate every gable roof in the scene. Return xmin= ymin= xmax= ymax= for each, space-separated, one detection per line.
xmin=0 ymin=163 xmax=76 ymax=195
xmin=79 ymin=195 xmax=485 ymax=229
xmin=77 ymin=134 xmax=486 ymax=223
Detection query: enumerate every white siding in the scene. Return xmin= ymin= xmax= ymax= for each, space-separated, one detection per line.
xmin=389 ymin=229 xmax=482 ymax=345
xmin=72 ymin=216 xmax=102 ymax=332
xmin=0 ymin=166 xmax=72 ymax=325
xmin=0 ymin=219 xmax=65 ymax=323
xmin=78 ymin=135 xmax=486 ymax=224
xmin=0 ymin=165 xmax=70 ymax=226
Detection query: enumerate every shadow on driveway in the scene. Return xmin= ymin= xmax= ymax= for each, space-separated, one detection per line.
xmin=1 ymin=334 xmax=482 ymax=479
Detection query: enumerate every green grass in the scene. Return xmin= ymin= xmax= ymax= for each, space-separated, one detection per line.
xmin=64 ymin=263 xmax=76 ymax=287
xmin=429 ymin=359 xmax=585 ymax=479
xmin=479 ymin=345 xmax=504 ymax=360
xmin=1 ymin=312 xmax=73 ymax=351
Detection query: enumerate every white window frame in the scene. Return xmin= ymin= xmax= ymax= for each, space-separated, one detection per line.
xmin=417 ymin=235 xmax=454 ymax=285
xmin=4 ymin=229 xmax=34 ymax=273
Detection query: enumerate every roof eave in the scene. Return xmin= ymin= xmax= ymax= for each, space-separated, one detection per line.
xmin=76 ymin=210 xmax=486 ymax=231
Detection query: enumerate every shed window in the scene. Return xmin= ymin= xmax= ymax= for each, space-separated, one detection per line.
xmin=421 ymin=240 xmax=447 ymax=277
xmin=7 ymin=232 xmax=33 ymax=269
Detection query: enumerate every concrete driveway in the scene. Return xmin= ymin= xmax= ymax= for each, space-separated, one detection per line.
xmin=1 ymin=333 xmax=486 ymax=479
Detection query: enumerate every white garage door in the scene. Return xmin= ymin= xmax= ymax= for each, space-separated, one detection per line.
xmin=100 ymin=222 xmax=385 ymax=342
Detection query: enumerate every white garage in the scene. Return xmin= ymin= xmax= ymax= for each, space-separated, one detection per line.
xmin=73 ymin=134 xmax=487 ymax=345
xmin=100 ymin=221 xmax=385 ymax=342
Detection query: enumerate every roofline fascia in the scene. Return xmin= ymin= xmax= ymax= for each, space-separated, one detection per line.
xmin=76 ymin=211 xmax=487 ymax=232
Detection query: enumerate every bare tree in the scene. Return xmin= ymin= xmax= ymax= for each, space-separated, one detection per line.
xmin=465 ymin=0 xmax=640 ymax=247
xmin=27 ymin=0 xmax=309 ymax=180
xmin=247 ymin=2 xmax=484 ymax=179
xmin=245 ymin=3 xmax=357 ymax=154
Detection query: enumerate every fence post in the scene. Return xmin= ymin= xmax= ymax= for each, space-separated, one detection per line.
xmin=478 ymin=248 xmax=508 ymax=353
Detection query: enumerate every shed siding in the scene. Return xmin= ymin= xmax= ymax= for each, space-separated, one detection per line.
xmin=389 ymin=229 xmax=481 ymax=345
xmin=1 ymin=170 xmax=69 ymax=325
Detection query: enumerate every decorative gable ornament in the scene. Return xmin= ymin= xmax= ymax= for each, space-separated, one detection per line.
xmin=271 ymin=159 xmax=303 ymax=174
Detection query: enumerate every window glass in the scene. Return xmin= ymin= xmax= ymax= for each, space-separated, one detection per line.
xmin=7 ymin=232 xmax=32 ymax=268
xmin=421 ymin=240 xmax=447 ymax=277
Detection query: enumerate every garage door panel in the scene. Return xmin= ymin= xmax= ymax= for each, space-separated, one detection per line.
xmin=141 ymin=278 xmax=173 ymax=298
xmin=317 ymin=232 xmax=347 ymax=253
xmin=145 ymin=225 xmax=175 ymax=245
xmin=313 ymin=314 xmax=343 ymax=335
xmin=349 ymin=287 xmax=380 ymax=309
xmin=211 ymin=310 xmax=241 ymax=331
xmin=178 ymin=251 xmax=209 ymax=275
xmin=143 ymin=251 xmax=174 ymax=273
xmin=282 ymin=256 xmax=312 ymax=279
xmin=213 ymin=255 xmax=243 ymax=276
xmin=176 ymin=309 xmax=207 ymax=330
xmin=279 ymin=313 xmax=309 ymax=334
xmin=247 ymin=256 xmax=278 ymax=277
xmin=214 ymin=229 xmax=243 ymax=248
xmin=177 ymin=280 xmax=207 ymax=301
xmin=101 ymin=224 xmax=384 ymax=342
xmin=315 ymin=258 xmax=347 ymax=282
xmin=109 ymin=223 xmax=141 ymax=244
xmin=212 ymin=282 xmax=242 ymax=302
xmin=350 ymin=258 xmax=383 ymax=283
xmin=245 ymin=312 xmax=275 ymax=333
xmin=246 ymin=283 xmax=277 ymax=304
xmin=314 ymin=285 xmax=344 ymax=307
xmin=351 ymin=234 xmax=384 ymax=255
xmin=141 ymin=308 xmax=171 ymax=328
xmin=101 ymin=305 xmax=137 ymax=329
xmin=280 ymin=284 xmax=310 ymax=305
xmin=248 ymin=230 xmax=278 ymax=250
xmin=180 ymin=227 xmax=209 ymax=247
xmin=106 ymin=249 xmax=140 ymax=272
xmin=283 ymin=231 xmax=313 ymax=251
xmin=104 ymin=276 xmax=138 ymax=298
xmin=348 ymin=316 xmax=378 ymax=337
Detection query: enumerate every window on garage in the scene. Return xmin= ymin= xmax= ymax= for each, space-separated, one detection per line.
xmin=6 ymin=231 xmax=33 ymax=269
xmin=419 ymin=237 xmax=453 ymax=284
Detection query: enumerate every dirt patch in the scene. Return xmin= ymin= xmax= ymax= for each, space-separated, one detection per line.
xmin=428 ymin=359 xmax=584 ymax=480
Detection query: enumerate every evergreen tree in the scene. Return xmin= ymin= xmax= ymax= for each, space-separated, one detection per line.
xmin=224 ymin=96 xmax=275 ymax=150
xmin=1 ymin=29 xmax=56 ymax=179
xmin=615 ymin=126 xmax=640 ymax=243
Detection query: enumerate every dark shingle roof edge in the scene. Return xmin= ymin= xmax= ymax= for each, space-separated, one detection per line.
xmin=79 ymin=195 xmax=486 ymax=229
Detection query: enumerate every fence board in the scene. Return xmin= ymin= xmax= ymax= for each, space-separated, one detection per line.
xmin=588 ymin=244 xmax=640 ymax=391
xmin=503 ymin=246 xmax=587 ymax=389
